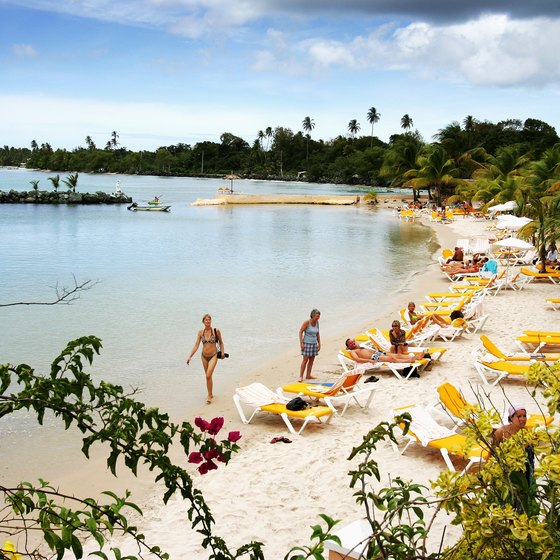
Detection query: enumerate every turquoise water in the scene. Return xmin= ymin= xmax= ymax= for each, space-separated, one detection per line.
xmin=0 ymin=168 xmax=435 ymax=430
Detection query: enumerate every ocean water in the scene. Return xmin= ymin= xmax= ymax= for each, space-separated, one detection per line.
xmin=0 ymin=168 xmax=436 ymax=447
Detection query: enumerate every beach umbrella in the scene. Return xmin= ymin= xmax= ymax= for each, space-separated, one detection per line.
xmin=488 ymin=200 xmax=517 ymax=213
xmin=223 ymin=173 xmax=240 ymax=192
xmin=496 ymin=216 xmax=532 ymax=231
xmin=491 ymin=237 xmax=534 ymax=284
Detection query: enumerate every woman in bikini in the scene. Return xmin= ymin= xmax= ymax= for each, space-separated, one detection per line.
xmin=186 ymin=314 xmax=224 ymax=404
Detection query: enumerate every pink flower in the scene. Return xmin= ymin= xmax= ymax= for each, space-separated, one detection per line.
xmin=194 ymin=417 xmax=210 ymax=432
xmin=188 ymin=452 xmax=203 ymax=464
xmin=203 ymin=448 xmax=220 ymax=460
xmin=207 ymin=417 xmax=225 ymax=435
xmin=227 ymin=431 xmax=242 ymax=443
xmin=198 ymin=460 xmax=218 ymax=475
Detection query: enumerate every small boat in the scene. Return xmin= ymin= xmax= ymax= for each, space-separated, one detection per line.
xmin=128 ymin=202 xmax=171 ymax=212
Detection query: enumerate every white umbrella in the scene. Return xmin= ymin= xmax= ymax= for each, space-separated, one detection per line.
xmin=491 ymin=237 xmax=534 ymax=285
xmin=488 ymin=200 xmax=517 ymax=213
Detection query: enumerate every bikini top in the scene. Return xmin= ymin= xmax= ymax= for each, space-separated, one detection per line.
xmin=201 ymin=329 xmax=217 ymax=344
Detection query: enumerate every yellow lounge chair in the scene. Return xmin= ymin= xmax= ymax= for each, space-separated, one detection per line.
xmin=391 ymin=404 xmax=490 ymax=473
xmin=277 ymin=370 xmax=376 ymax=416
xmin=233 ymin=382 xmax=333 ymax=435
xmin=547 ymin=298 xmax=560 ymax=310
xmin=477 ymin=335 xmax=560 ymax=363
xmin=433 ymin=381 xmax=553 ymax=428
xmin=520 ymin=267 xmax=560 ymax=284
xmin=472 ymin=357 xmax=531 ymax=386
xmin=515 ymin=333 xmax=560 ymax=353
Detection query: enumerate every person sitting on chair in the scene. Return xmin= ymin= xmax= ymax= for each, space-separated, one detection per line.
xmin=405 ymin=302 xmax=449 ymax=328
xmin=446 ymin=246 xmax=464 ymax=264
xmin=480 ymin=257 xmax=498 ymax=277
xmin=389 ymin=320 xmax=409 ymax=354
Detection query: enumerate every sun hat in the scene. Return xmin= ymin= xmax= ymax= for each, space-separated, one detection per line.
xmin=508 ymin=404 xmax=526 ymax=421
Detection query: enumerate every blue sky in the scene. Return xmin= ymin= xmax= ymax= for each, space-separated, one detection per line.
xmin=1 ymin=0 xmax=560 ymax=151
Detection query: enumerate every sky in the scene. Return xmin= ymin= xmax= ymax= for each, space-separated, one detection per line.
xmin=1 ymin=0 xmax=560 ymax=152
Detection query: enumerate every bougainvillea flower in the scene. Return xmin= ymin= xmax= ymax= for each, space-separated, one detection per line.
xmin=188 ymin=452 xmax=203 ymax=464
xmin=207 ymin=417 xmax=225 ymax=435
xmin=194 ymin=417 xmax=210 ymax=432
xmin=228 ymin=431 xmax=242 ymax=442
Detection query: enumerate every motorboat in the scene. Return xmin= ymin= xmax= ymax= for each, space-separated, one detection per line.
xmin=127 ymin=202 xmax=171 ymax=212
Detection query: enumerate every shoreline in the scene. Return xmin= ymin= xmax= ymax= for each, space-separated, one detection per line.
xmin=110 ymin=210 xmax=558 ymax=558
xmin=13 ymin=202 xmax=560 ymax=558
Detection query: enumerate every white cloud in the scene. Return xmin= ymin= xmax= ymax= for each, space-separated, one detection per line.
xmin=260 ymin=14 xmax=560 ymax=87
xmin=10 ymin=44 xmax=38 ymax=58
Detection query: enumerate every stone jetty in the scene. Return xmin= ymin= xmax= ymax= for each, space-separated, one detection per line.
xmin=0 ymin=190 xmax=132 ymax=204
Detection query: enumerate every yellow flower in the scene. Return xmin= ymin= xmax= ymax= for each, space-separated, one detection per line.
xmin=2 ymin=541 xmax=22 ymax=560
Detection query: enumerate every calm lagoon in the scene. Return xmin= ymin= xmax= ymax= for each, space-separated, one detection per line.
xmin=0 ymin=168 xmax=436 ymax=451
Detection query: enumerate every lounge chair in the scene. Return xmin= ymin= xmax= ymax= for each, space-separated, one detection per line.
xmin=390 ymin=404 xmax=490 ymax=473
xmin=338 ymin=349 xmax=427 ymax=380
xmin=515 ymin=332 xmax=560 ymax=353
xmin=233 ymin=382 xmax=334 ymax=435
xmin=547 ymin=298 xmax=560 ymax=310
xmin=472 ymin=357 xmax=531 ymax=386
xmin=277 ymin=370 xmax=376 ymax=416
xmin=429 ymin=317 xmax=469 ymax=342
xmin=432 ymin=381 xmax=553 ymax=429
xmin=365 ymin=327 xmax=447 ymax=361
xmin=520 ymin=267 xmax=560 ymax=284
xmin=476 ymin=335 xmax=560 ymax=364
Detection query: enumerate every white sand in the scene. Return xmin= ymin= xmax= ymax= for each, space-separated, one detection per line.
xmin=84 ymin=212 xmax=560 ymax=558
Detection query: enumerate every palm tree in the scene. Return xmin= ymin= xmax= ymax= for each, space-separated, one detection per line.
xmin=62 ymin=172 xmax=79 ymax=193
xmin=348 ymin=119 xmax=360 ymax=140
xmin=403 ymin=145 xmax=462 ymax=205
xmin=401 ymin=114 xmax=413 ymax=132
xmin=29 ymin=179 xmax=40 ymax=193
xmin=110 ymin=131 xmax=119 ymax=150
xmin=48 ymin=174 xmax=60 ymax=192
xmin=302 ymin=116 xmax=315 ymax=165
xmin=85 ymin=136 xmax=96 ymax=150
xmin=256 ymin=130 xmax=265 ymax=150
xmin=516 ymin=145 xmax=560 ymax=271
xmin=30 ymin=140 xmax=38 ymax=152
xmin=265 ymin=127 xmax=273 ymax=152
xmin=367 ymin=107 xmax=380 ymax=148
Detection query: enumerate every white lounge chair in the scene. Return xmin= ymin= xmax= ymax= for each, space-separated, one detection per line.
xmin=338 ymin=349 xmax=427 ymax=381
xmin=390 ymin=404 xmax=490 ymax=473
xmin=276 ymin=370 xmax=377 ymax=416
xmin=233 ymin=382 xmax=334 ymax=435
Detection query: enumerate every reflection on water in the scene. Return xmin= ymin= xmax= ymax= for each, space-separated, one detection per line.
xmin=0 ymin=169 xmax=435 ymax=463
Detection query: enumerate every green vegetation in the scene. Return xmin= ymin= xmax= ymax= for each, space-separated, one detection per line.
xmin=0 ymin=115 xmax=558 ymax=189
xmin=2 ymin=340 xmax=559 ymax=559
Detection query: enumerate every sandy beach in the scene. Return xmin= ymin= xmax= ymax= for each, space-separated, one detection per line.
xmin=75 ymin=205 xmax=560 ymax=558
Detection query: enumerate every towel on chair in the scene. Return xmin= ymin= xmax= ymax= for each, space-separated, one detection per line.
xmin=404 ymin=406 xmax=456 ymax=446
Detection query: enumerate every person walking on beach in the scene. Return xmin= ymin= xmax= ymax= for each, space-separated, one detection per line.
xmin=186 ymin=314 xmax=224 ymax=404
xmin=299 ymin=309 xmax=321 ymax=381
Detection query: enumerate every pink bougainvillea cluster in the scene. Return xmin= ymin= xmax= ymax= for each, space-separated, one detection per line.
xmin=187 ymin=416 xmax=242 ymax=475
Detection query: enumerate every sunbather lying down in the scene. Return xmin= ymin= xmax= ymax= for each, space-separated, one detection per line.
xmin=345 ymin=338 xmax=429 ymax=363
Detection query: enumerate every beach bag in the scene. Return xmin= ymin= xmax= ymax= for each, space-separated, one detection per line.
xmin=214 ymin=329 xmax=229 ymax=359
xmin=286 ymin=397 xmax=309 ymax=411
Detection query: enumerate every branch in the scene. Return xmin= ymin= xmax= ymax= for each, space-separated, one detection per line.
xmin=0 ymin=277 xmax=97 ymax=307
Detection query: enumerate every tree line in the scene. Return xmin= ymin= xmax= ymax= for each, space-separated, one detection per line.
xmin=0 ymin=115 xmax=558 ymax=188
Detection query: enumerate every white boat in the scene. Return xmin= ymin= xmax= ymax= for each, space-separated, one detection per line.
xmin=127 ymin=202 xmax=171 ymax=212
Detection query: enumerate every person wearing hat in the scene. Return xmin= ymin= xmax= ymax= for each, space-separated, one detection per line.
xmin=493 ymin=405 xmax=528 ymax=446
xmin=493 ymin=404 xmax=537 ymax=514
